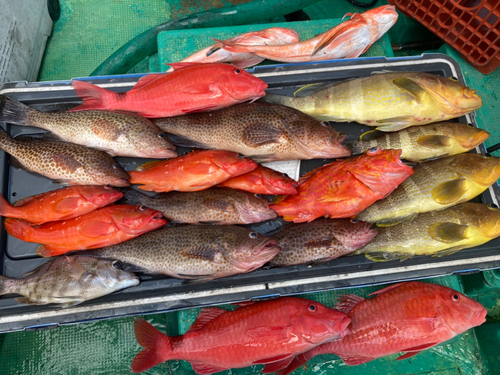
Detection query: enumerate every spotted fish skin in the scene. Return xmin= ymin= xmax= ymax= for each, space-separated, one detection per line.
xmin=81 ymin=225 xmax=281 ymax=281
xmin=0 ymin=127 xmax=130 ymax=186
xmin=0 ymin=256 xmax=139 ymax=308
xmin=121 ymin=187 xmax=277 ymax=225
xmin=351 ymin=122 xmax=490 ymax=162
xmin=268 ymin=219 xmax=378 ymax=267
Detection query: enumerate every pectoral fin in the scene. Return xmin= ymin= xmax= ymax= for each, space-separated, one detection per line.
xmin=376 ymin=213 xmax=418 ymax=227
xmin=431 ymin=245 xmax=466 ymax=257
xmin=180 ymin=246 xmax=221 ymax=262
xmin=428 ymin=222 xmax=471 ymax=243
xmin=393 ymin=77 xmax=427 ymax=103
xmin=417 ymin=135 xmax=452 ymax=149
xmin=431 ymin=179 xmax=470 ymax=204
xmin=79 ymin=221 xmax=117 ymax=238
xmin=242 ymin=122 xmax=285 ymax=147
xmin=365 ymin=252 xmax=414 ymax=262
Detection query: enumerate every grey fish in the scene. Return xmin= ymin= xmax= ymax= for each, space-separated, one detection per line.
xmin=81 ymin=225 xmax=281 ymax=281
xmin=0 ymin=127 xmax=130 ymax=186
xmin=122 ymin=187 xmax=277 ymax=225
xmin=268 ymin=218 xmax=377 ymax=267
xmin=154 ymin=102 xmax=351 ymax=163
xmin=0 ymin=256 xmax=139 ymax=308
xmin=0 ymin=94 xmax=177 ymax=158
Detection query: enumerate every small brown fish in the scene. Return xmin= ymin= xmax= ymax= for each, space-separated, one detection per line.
xmin=0 ymin=256 xmax=139 ymax=308
xmin=0 ymin=128 xmax=130 ymax=186
xmin=121 ymin=187 xmax=277 ymax=225
xmin=81 ymin=225 xmax=281 ymax=281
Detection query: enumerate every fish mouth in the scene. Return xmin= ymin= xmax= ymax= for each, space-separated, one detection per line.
xmin=475 ymin=308 xmax=487 ymax=326
xmin=140 ymin=149 xmax=178 ymax=159
xmin=257 ymin=239 xmax=281 ymax=257
xmin=109 ymin=178 xmax=131 ymax=187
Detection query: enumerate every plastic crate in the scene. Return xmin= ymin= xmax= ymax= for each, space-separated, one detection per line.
xmin=389 ymin=0 xmax=500 ymax=74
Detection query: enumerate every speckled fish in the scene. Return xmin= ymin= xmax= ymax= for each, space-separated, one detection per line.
xmin=154 ymin=102 xmax=351 ymax=162
xmin=275 ymin=282 xmax=486 ymax=375
xmin=351 ymin=122 xmax=490 ymax=162
xmin=0 ymin=185 xmax=123 ymax=225
xmin=5 ymin=205 xmax=166 ymax=258
xmin=0 ymin=255 xmax=139 ymax=308
xmin=265 ymin=72 xmax=482 ymax=131
xmin=217 ymin=6 xmax=398 ymax=63
xmin=121 ymin=187 xmax=277 ymax=225
xmin=81 ymin=225 xmax=281 ymax=282
xmin=0 ymin=94 xmax=177 ymax=158
xmin=168 ymin=27 xmax=300 ymax=71
xmin=0 ymin=127 xmax=130 ymax=186
xmin=357 ymin=153 xmax=500 ymax=226
xmin=268 ymin=219 xmax=377 ymax=267
xmin=271 ymin=148 xmax=414 ymax=223
xmin=353 ymin=202 xmax=500 ymax=262
xmin=128 ymin=150 xmax=258 ymax=193
xmin=218 ymin=165 xmax=298 ymax=195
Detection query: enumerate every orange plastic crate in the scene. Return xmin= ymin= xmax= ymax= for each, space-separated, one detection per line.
xmin=389 ymin=0 xmax=500 ymax=74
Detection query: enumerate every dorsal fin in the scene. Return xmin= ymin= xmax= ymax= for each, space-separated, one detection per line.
xmin=335 ymin=294 xmax=365 ymax=314
xmin=166 ymin=62 xmax=202 ymax=70
xmin=130 ymin=74 xmax=166 ymax=91
xmin=368 ymin=282 xmax=405 ymax=297
xmin=186 ymin=307 xmax=227 ymax=333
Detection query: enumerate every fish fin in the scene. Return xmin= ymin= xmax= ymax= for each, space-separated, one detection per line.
xmin=165 ymin=133 xmax=208 ymax=149
xmin=431 ymin=179 xmax=470 ymax=205
xmin=0 ymin=94 xmax=33 ymax=125
xmin=428 ymin=222 xmax=471 ymax=243
xmin=36 ymin=245 xmax=54 ymax=258
xmin=261 ymin=356 xmax=295 ymax=373
xmin=130 ymin=73 xmax=165 ymax=91
xmin=375 ymin=116 xmax=415 ymax=125
xmin=335 ymin=294 xmax=365 ymax=314
xmin=180 ymin=246 xmax=221 ymax=262
xmin=397 ymin=343 xmax=439 ymax=360
xmin=245 ymin=326 xmax=291 ymax=340
xmin=242 ymin=122 xmax=285 ymax=147
xmin=70 ymin=80 xmax=113 ymax=111
xmin=311 ymin=18 xmax=361 ymax=56
xmin=294 ymin=82 xmax=332 ymax=97
xmin=131 ymin=318 xmax=173 ymax=374
xmin=121 ymin=188 xmax=148 ymax=206
xmin=21 ymin=263 xmax=47 ymax=278
xmin=365 ymin=252 xmax=413 ymax=262
xmin=13 ymin=194 xmax=40 ymax=207
xmin=233 ymin=301 xmax=255 ymax=308
xmin=186 ymin=307 xmax=227 ymax=333
xmin=417 ymin=135 xmax=452 ymax=149
xmin=65 ymin=256 xmax=92 ymax=279
xmin=201 ymin=198 xmax=231 ymax=211
xmin=180 ymin=84 xmax=214 ymax=96
xmin=419 ymin=154 xmax=449 ymax=162
xmin=9 ymin=156 xmax=26 ymax=170
xmin=183 ymin=162 xmax=214 ymax=174
xmin=79 ymin=221 xmax=117 ymax=238
xmin=180 ymin=277 xmax=215 ymax=284
xmin=197 ymin=220 xmax=223 ymax=225
xmin=306 ymin=258 xmax=335 ymax=267
xmin=375 ymin=213 xmax=418 ymax=227
xmin=166 ymin=62 xmax=202 ymax=70
xmin=0 ymin=275 xmax=11 ymax=295
xmin=368 ymin=283 xmax=406 ymax=296
xmin=359 ymin=129 xmax=383 ymax=141
xmin=181 ymin=105 xmax=219 ymax=114
xmin=190 ymin=362 xmax=229 ymax=375
xmin=0 ymin=193 xmax=19 ymax=217
xmin=15 ymin=297 xmax=46 ymax=305
xmin=232 ymin=57 xmax=264 ymax=69
xmin=338 ymin=355 xmax=374 ymax=366
xmin=304 ymin=238 xmax=335 ymax=248
xmin=135 ymin=160 xmax=166 ymax=172
xmin=40 ymin=102 xmax=80 ymax=112
xmin=253 ymin=354 xmax=293 ymax=365
xmin=392 ymin=77 xmax=427 ymax=103
xmin=4 ymin=218 xmax=31 ymax=239
xmin=396 ymin=351 xmax=423 ymax=360
xmin=431 ymin=245 xmax=466 ymax=257
xmin=54 ymin=197 xmax=84 ymax=214
xmin=274 ymin=354 xmax=310 ymax=375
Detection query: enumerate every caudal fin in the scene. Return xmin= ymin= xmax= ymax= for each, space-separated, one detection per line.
xmin=70 ymin=80 xmax=114 ymax=111
xmin=0 ymin=193 xmax=22 ymax=219
xmin=0 ymin=94 xmax=34 ymax=125
xmin=0 ymin=275 xmax=12 ymax=296
xmin=131 ymin=318 xmax=174 ymax=373
xmin=4 ymin=218 xmax=32 ymax=240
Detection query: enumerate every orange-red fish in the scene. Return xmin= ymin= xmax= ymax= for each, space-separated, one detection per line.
xmin=218 ymin=165 xmax=298 ymax=195
xmin=271 ymin=148 xmax=414 ymax=222
xmin=0 ymin=186 xmax=123 ymax=225
xmin=276 ymin=281 xmax=487 ymax=375
xmin=131 ymin=297 xmax=351 ymax=374
xmin=129 ymin=150 xmax=258 ymax=193
xmin=217 ymin=6 xmax=398 ymax=63
xmin=5 ymin=205 xmax=166 ymax=257
xmin=70 ymin=63 xmax=268 ymax=118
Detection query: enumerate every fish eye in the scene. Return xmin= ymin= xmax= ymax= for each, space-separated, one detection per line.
xmin=111 ymin=260 xmax=120 ymax=270
xmin=234 ymin=68 xmax=241 ymax=74
xmin=351 ymin=219 xmax=358 ymax=223
xmin=138 ymin=205 xmax=148 ymax=212
xmin=488 ymin=203 xmax=499 ymax=209
xmin=484 ymin=153 xmax=492 ymax=158
xmin=237 ymin=153 xmax=245 ymax=159
xmin=254 ymin=194 xmax=262 ymax=198
xmin=281 ymin=173 xmax=289 ymax=178
xmin=451 ymin=294 xmax=460 ymax=302
xmin=367 ymin=146 xmax=380 ymax=155
xmin=308 ymin=304 xmax=317 ymax=312
xmin=112 ymin=164 xmax=121 ymax=169
xmin=321 ymin=121 xmax=329 ymax=126
xmin=249 ymin=232 xmax=258 ymax=238
xmin=158 ymin=132 xmax=166 ymax=138
xmin=450 ymin=76 xmax=459 ymax=82
xmin=104 ymin=184 xmax=112 ymax=190
xmin=467 ymin=123 xmax=475 ymax=127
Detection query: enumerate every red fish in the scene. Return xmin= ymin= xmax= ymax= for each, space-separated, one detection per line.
xmin=129 ymin=150 xmax=258 ymax=193
xmin=218 ymin=165 xmax=298 ymax=195
xmin=0 ymin=186 xmax=123 ymax=225
xmin=271 ymin=147 xmax=413 ymax=223
xmin=5 ymin=205 xmax=166 ymax=257
xmin=131 ymin=297 xmax=351 ymax=374
xmin=276 ymin=281 xmax=487 ymax=375
xmin=70 ymin=63 xmax=268 ymax=118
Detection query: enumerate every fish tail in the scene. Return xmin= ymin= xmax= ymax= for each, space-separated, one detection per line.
xmin=0 ymin=275 xmax=14 ymax=296
xmin=121 ymin=187 xmax=147 ymax=206
xmin=0 ymin=125 xmax=19 ymax=151
xmin=350 ymin=140 xmax=367 ymax=155
xmin=70 ymin=80 xmax=114 ymax=111
xmin=263 ymin=93 xmax=292 ymax=106
xmin=4 ymin=218 xmax=32 ymax=241
xmin=212 ymin=38 xmax=252 ymax=53
xmin=0 ymin=193 xmax=22 ymax=219
xmin=131 ymin=318 xmax=175 ymax=373
xmin=0 ymin=94 xmax=34 ymax=126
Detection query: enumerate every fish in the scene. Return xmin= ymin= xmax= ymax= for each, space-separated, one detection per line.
xmin=0 ymin=255 xmax=139 ymax=308
xmin=128 ymin=150 xmax=258 ymax=193
xmin=275 ymin=281 xmax=487 ymax=375
xmin=265 ymin=72 xmax=483 ymax=132
xmin=70 ymin=63 xmax=268 ymax=118
xmin=0 ymin=94 xmax=177 ymax=158
xmin=351 ymin=122 xmax=490 ymax=162
xmin=5 ymin=205 xmax=167 ymax=258
xmin=131 ymin=297 xmax=351 ymax=374
xmin=0 ymin=185 xmax=123 ymax=225
xmin=167 ymin=27 xmax=300 ymax=71
xmin=121 ymin=187 xmax=277 ymax=225
xmin=268 ymin=218 xmax=378 ymax=267
xmin=154 ymin=102 xmax=351 ymax=162
xmin=356 ymin=153 xmax=500 ymax=226
xmin=218 ymin=165 xmax=298 ymax=195
xmin=0 ymin=127 xmax=130 ymax=186
xmin=80 ymin=225 xmax=281 ymax=281
xmin=217 ymin=6 xmax=398 ymax=63
xmin=353 ymin=202 xmax=500 ymax=262
xmin=271 ymin=148 xmax=414 ymax=223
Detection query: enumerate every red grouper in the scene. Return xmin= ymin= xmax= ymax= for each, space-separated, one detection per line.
xmin=131 ymin=297 xmax=351 ymax=374
xmin=275 ymin=281 xmax=487 ymax=375
xmin=271 ymin=147 xmax=414 ymax=223
xmin=70 ymin=63 xmax=268 ymax=118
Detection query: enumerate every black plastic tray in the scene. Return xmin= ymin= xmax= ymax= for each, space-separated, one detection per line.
xmin=0 ymin=54 xmax=499 ymax=333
